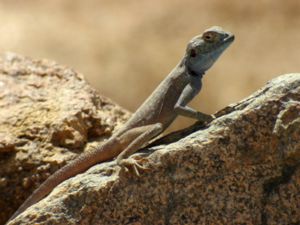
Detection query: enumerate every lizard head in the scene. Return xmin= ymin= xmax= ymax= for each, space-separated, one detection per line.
xmin=185 ymin=26 xmax=234 ymax=76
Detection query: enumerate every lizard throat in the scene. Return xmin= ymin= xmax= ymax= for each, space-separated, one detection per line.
xmin=187 ymin=67 xmax=204 ymax=77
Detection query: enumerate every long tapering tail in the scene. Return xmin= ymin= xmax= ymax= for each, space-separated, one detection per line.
xmin=7 ymin=137 xmax=121 ymax=224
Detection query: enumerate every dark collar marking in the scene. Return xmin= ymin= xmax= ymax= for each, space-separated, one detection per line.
xmin=187 ymin=67 xmax=205 ymax=77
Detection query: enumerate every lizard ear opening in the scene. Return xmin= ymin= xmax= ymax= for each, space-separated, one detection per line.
xmin=189 ymin=49 xmax=197 ymax=58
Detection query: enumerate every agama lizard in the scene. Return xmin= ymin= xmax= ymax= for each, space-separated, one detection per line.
xmin=7 ymin=26 xmax=234 ymax=223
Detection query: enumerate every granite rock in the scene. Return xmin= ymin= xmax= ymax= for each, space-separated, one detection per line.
xmin=0 ymin=53 xmax=130 ymax=224
xmin=3 ymin=55 xmax=300 ymax=224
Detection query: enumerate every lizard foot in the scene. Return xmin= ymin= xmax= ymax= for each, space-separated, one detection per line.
xmin=118 ymin=158 xmax=149 ymax=176
xmin=197 ymin=113 xmax=216 ymax=124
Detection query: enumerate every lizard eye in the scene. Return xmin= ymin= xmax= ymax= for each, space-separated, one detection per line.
xmin=189 ymin=49 xmax=197 ymax=58
xmin=203 ymin=32 xmax=216 ymax=43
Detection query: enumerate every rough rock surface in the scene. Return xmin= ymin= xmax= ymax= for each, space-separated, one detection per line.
xmin=3 ymin=56 xmax=300 ymax=224
xmin=0 ymin=53 xmax=131 ymax=224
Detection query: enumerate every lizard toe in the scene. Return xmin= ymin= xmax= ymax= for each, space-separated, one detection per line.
xmin=118 ymin=158 xmax=149 ymax=176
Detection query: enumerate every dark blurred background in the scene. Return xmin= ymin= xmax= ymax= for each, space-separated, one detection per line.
xmin=1 ymin=0 xmax=299 ymax=130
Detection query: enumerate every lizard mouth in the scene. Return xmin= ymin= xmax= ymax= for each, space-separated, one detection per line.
xmin=224 ymin=34 xmax=235 ymax=44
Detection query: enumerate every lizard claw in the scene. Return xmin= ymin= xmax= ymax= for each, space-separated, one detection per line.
xmin=118 ymin=158 xmax=149 ymax=176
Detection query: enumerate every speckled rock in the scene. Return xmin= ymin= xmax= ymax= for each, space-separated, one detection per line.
xmin=7 ymin=73 xmax=300 ymax=225
xmin=0 ymin=53 xmax=131 ymax=224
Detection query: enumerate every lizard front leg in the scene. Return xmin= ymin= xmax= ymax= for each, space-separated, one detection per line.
xmin=175 ymin=104 xmax=215 ymax=122
xmin=116 ymin=123 xmax=163 ymax=176
xmin=174 ymin=76 xmax=215 ymax=123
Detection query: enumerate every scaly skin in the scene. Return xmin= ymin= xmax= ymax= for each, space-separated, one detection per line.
xmin=7 ymin=26 xmax=234 ymax=224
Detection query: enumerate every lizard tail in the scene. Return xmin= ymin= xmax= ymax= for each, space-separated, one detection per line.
xmin=7 ymin=137 xmax=120 ymax=224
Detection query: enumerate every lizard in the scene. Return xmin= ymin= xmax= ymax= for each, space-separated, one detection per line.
xmin=7 ymin=26 xmax=234 ymax=224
